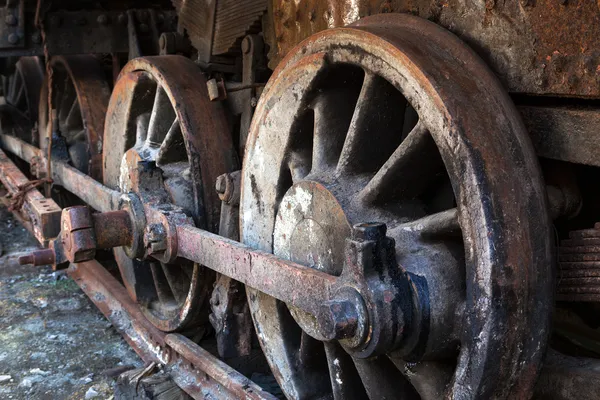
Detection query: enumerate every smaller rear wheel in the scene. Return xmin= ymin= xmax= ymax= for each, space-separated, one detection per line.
xmin=103 ymin=56 xmax=236 ymax=332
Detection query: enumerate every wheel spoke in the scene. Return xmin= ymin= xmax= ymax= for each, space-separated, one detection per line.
xmin=135 ymin=113 xmax=150 ymax=148
xmin=156 ymin=118 xmax=186 ymax=165
xmin=58 ymin=81 xmax=76 ymax=125
xmin=65 ymin=97 xmax=82 ymax=131
xmin=324 ymin=342 xmax=367 ymax=400
xmin=353 ymin=356 xmax=420 ymax=399
xmin=13 ymin=77 xmax=25 ymax=109
xmin=146 ymin=86 xmax=175 ymax=146
xmin=149 ymin=261 xmax=176 ymax=305
xmin=288 ymin=150 xmax=311 ymax=183
xmin=161 ymin=262 xmax=189 ymax=305
xmin=8 ymin=70 xmax=21 ymax=104
xmin=114 ymin=249 xmax=158 ymax=305
xmin=395 ymin=208 xmax=460 ymax=237
xmin=336 ymin=71 xmax=407 ymax=175
xmin=311 ymin=89 xmax=358 ymax=173
xmin=297 ymin=332 xmax=325 ymax=368
xmin=359 ymin=120 xmax=441 ymax=203
xmin=391 ymin=358 xmax=454 ymax=400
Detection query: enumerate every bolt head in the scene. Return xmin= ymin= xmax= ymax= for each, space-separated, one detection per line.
xmin=97 ymin=14 xmax=108 ymax=25
xmin=7 ymin=33 xmax=18 ymax=44
xmin=352 ymin=222 xmax=387 ymax=241
xmin=5 ymin=14 xmax=17 ymax=26
xmin=215 ymin=174 xmax=228 ymax=194
xmin=31 ymin=32 xmax=41 ymax=44
xmin=318 ymin=299 xmax=359 ymax=341
xmin=207 ymin=79 xmax=221 ymax=101
xmin=146 ymin=223 xmax=166 ymax=242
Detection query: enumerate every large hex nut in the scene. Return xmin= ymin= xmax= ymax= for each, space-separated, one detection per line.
xmin=60 ymin=206 xmax=97 ymax=263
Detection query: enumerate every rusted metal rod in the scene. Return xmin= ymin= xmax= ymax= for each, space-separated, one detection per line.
xmin=0 ymin=133 xmax=41 ymax=163
xmin=69 ymin=259 xmax=276 ymax=400
xmin=176 ymin=224 xmax=336 ymax=316
xmin=0 ymin=133 xmax=120 ymax=212
xmin=93 ymin=210 xmax=134 ymax=249
xmin=165 ymin=334 xmax=278 ymax=400
xmin=51 ymin=160 xmax=120 ymax=213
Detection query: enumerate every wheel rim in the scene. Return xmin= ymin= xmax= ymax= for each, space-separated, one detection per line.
xmin=103 ymin=56 xmax=236 ymax=332
xmin=241 ymin=14 xmax=553 ymax=400
xmin=38 ymin=56 xmax=110 ymax=181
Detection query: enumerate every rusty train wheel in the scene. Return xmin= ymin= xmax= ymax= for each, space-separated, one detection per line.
xmin=103 ymin=56 xmax=236 ymax=332
xmin=38 ymin=56 xmax=110 ymax=181
xmin=241 ymin=14 xmax=553 ymax=399
xmin=0 ymin=57 xmax=44 ymax=145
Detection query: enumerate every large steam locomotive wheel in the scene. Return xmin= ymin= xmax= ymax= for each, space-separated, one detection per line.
xmin=103 ymin=56 xmax=236 ymax=332
xmin=1 ymin=57 xmax=44 ymax=144
xmin=38 ymin=56 xmax=110 ymax=181
xmin=241 ymin=14 xmax=553 ymax=399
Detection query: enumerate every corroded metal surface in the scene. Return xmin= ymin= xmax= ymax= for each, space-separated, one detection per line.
xmin=164 ymin=334 xmax=277 ymax=400
xmin=212 ymin=0 xmax=267 ymax=55
xmin=242 ymin=13 xmax=553 ymax=399
xmin=558 ymin=223 xmax=600 ymax=302
xmin=0 ymin=147 xmax=60 ymax=242
xmin=266 ymin=0 xmax=600 ymax=97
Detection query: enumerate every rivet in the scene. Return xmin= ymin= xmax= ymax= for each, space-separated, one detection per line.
xmin=7 ymin=33 xmax=19 ymax=44
xmin=5 ymin=14 xmax=17 ymax=26
xmin=31 ymin=32 xmax=41 ymax=44
xmin=97 ymin=14 xmax=108 ymax=25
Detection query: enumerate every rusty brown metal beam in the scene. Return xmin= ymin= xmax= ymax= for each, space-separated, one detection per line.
xmin=0 ymin=133 xmax=120 ymax=212
xmin=50 ymin=160 xmax=120 ymax=213
xmin=0 ymin=133 xmax=41 ymax=163
xmin=165 ymin=334 xmax=278 ymax=400
xmin=69 ymin=259 xmax=276 ymax=400
xmin=0 ymin=148 xmax=61 ymax=243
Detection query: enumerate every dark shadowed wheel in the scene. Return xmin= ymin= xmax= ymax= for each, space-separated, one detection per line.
xmin=38 ymin=55 xmax=110 ymax=181
xmin=103 ymin=56 xmax=237 ymax=332
xmin=1 ymin=57 xmax=44 ymax=144
xmin=241 ymin=14 xmax=553 ymax=400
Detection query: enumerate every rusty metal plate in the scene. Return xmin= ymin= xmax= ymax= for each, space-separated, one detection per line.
xmin=266 ymin=0 xmax=600 ymax=97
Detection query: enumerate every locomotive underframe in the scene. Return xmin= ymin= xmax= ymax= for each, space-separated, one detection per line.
xmin=0 ymin=0 xmax=599 ymax=399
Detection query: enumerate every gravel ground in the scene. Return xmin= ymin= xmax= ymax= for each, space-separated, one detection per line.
xmin=0 ymin=203 xmax=142 ymax=399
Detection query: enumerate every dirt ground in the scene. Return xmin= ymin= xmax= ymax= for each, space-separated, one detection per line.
xmin=0 ymin=204 xmax=142 ymax=399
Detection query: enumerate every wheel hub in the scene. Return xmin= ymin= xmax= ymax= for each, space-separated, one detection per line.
xmin=274 ymin=181 xmax=351 ymax=339
xmin=275 ymin=181 xmax=350 ymax=275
